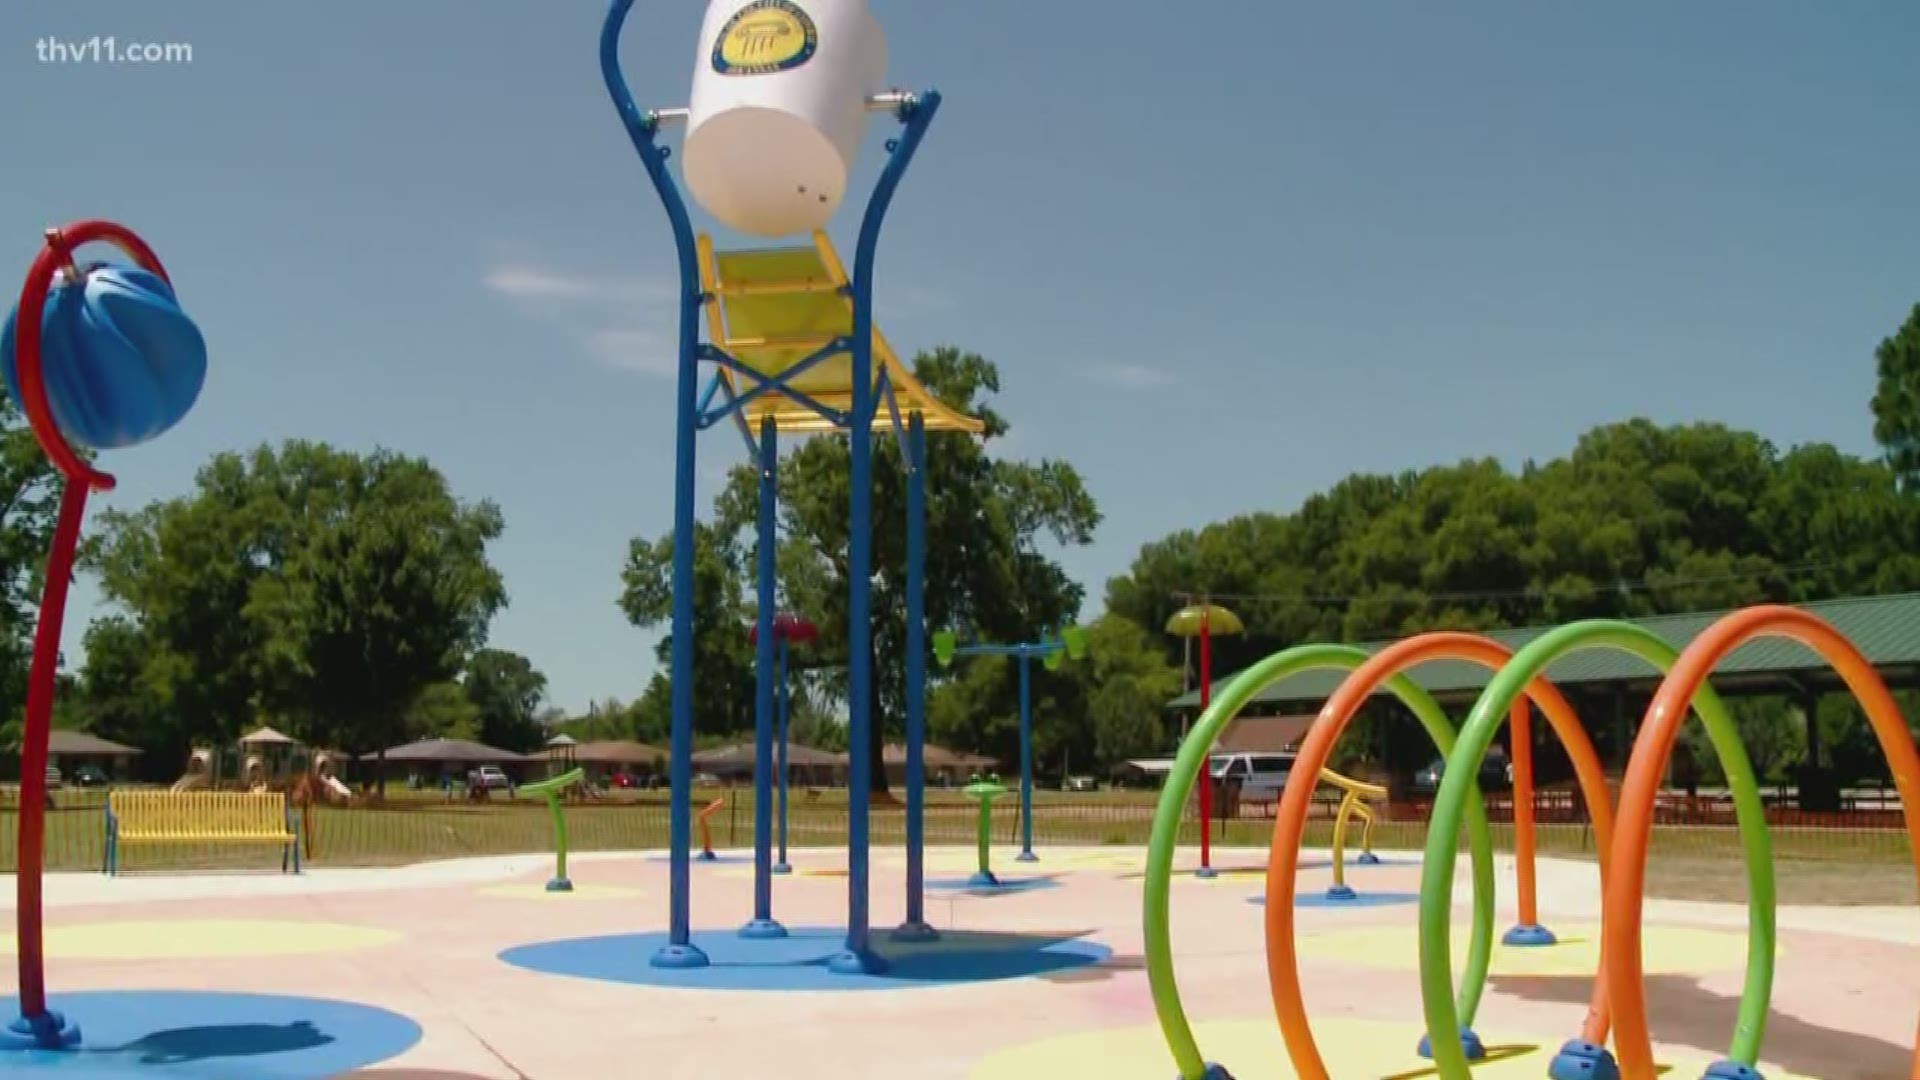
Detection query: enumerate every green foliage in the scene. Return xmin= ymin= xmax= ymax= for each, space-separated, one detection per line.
xmin=88 ymin=442 xmax=506 ymax=772
xmin=70 ymin=617 xmax=175 ymax=778
xmin=0 ymin=393 xmax=87 ymax=729
xmin=1108 ymin=420 xmax=1920 ymax=677
xmin=622 ymin=349 xmax=1100 ymax=786
xmin=406 ymin=681 xmax=480 ymax=742
xmin=1871 ymin=303 xmax=1920 ymax=492
xmin=1079 ymin=615 xmax=1181 ymax=771
xmin=462 ymin=647 xmax=549 ymax=752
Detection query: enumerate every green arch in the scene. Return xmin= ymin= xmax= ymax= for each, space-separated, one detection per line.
xmin=1416 ymin=621 xmax=1777 ymax=1077
xmin=1143 ymin=644 xmax=1499 ymax=1078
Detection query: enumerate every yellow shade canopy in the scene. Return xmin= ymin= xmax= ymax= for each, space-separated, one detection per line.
xmin=699 ymin=231 xmax=984 ymax=436
xmin=1164 ymin=604 xmax=1244 ymax=638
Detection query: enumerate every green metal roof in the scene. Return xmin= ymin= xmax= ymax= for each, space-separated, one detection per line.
xmin=1165 ymin=593 xmax=1920 ymax=711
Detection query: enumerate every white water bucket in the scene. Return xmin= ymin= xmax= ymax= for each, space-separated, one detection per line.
xmin=684 ymin=0 xmax=887 ymax=237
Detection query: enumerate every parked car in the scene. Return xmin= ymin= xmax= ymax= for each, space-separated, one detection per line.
xmin=71 ymin=764 xmax=109 ymax=788
xmin=1411 ymin=749 xmax=1512 ymax=795
xmin=472 ymin=766 xmax=513 ymax=791
xmin=1061 ymin=775 xmax=1097 ymax=792
xmin=1208 ymin=752 xmax=1297 ymax=802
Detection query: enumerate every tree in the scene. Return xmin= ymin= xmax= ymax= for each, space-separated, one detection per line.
xmin=1078 ymin=614 xmax=1181 ymax=771
xmin=72 ymin=617 xmax=177 ymax=780
xmin=462 ymin=647 xmax=548 ymax=752
xmin=622 ymin=349 xmax=1099 ymax=791
xmin=0 ymin=392 xmax=93 ymax=728
xmin=91 ymin=442 xmax=506 ymax=791
xmin=407 ymin=681 xmax=481 ymax=742
xmin=1872 ymin=303 xmax=1920 ymax=492
xmin=1103 ymin=417 xmax=1920 ymax=788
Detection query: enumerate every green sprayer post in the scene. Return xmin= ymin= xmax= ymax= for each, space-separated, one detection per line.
xmin=963 ymin=774 xmax=1008 ymax=887
xmin=519 ymin=768 xmax=584 ymax=893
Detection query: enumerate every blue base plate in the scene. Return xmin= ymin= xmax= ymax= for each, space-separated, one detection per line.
xmin=504 ymin=927 xmax=1111 ymax=992
xmin=0 ymin=991 xmax=419 ymax=1077
xmin=1248 ymin=890 xmax=1421 ymax=909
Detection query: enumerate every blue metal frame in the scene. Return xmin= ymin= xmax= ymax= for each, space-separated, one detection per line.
xmin=601 ymin=0 xmax=941 ymax=975
xmin=944 ymin=633 xmax=1078 ymax=862
xmin=696 ymin=340 xmax=852 ymax=430
xmin=743 ymin=416 xmax=786 ymax=940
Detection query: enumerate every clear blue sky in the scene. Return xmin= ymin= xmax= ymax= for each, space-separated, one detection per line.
xmin=2 ymin=2 xmax=1916 ymax=714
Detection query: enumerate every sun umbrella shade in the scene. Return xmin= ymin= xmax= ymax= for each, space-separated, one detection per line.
xmin=358 ymin=738 xmax=530 ymax=764
xmin=1165 ymin=604 xmax=1244 ymax=638
xmin=239 ymin=725 xmax=299 ymax=746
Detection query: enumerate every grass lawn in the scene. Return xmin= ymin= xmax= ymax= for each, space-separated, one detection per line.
xmin=2 ymin=787 xmax=1910 ymax=904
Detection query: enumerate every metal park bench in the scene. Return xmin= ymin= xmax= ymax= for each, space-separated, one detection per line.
xmin=104 ymin=790 xmax=301 ymax=875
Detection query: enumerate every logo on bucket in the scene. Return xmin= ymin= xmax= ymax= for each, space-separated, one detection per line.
xmin=713 ymin=0 xmax=818 ymax=76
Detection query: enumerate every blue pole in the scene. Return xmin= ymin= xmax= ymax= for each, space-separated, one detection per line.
xmin=1016 ymin=650 xmax=1037 ymax=862
xmin=831 ymin=91 xmax=940 ymax=978
xmin=775 ymin=635 xmax=792 ymax=875
xmin=600 ymin=0 xmax=706 ymax=970
xmin=894 ymin=412 xmax=936 ymax=941
xmin=743 ymin=418 xmax=785 ymax=939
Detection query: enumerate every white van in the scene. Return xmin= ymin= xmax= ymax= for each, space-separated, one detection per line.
xmin=1209 ymin=752 xmax=1297 ymax=802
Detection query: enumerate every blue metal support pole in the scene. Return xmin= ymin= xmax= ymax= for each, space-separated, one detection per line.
xmin=831 ymin=90 xmax=940 ymax=977
xmin=600 ymin=0 xmax=706 ymax=969
xmin=893 ymin=411 xmax=936 ymax=942
xmin=774 ymin=635 xmax=792 ymax=875
xmin=743 ymin=418 xmax=786 ymax=939
xmin=1017 ymin=650 xmax=1037 ymax=862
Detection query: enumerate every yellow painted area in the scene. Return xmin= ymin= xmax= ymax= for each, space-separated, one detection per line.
xmin=968 ymin=1017 xmax=1819 ymax=1080
xmin=0 ymin=919 xmax=399 ymax=960
xmin=1295 ymin=922 xmax=1762 ymax=978
xmin=700 ymin=232 xmax=985 ymax=436
xmin=476 ymin=882 xmax=644 ymax=901
xmin=887 ymin=848 xmax=1147 ymax=874
xmin=716 ymin=866 xmax=846 ymax=880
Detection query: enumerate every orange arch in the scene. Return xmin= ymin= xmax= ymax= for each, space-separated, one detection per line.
xmin=1265 ymin=632 xmax=1618 ymax=1079
xmin=1605 ymin=605 xmax=1920 ymax=1079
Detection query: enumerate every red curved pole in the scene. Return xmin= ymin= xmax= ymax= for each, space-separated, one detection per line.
xmin=12 ymin=221 xmax=160 ymax=1026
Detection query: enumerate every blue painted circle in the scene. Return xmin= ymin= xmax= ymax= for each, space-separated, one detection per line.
xmin=925 ymin=874 xmax=1060 ymax=895
xmin=0 ymin=991 xmax=420 ymax=1078
xmin=501 ymin=927 xmax=1111 ymax=991
xmin=1247 ymin=890 xmax=1421 ymax=908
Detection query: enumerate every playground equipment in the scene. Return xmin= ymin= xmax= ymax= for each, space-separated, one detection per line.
xmin=1317 ymin=768 xmax=1385 ymax=901
xmin=518 ymin=767 xmax=586 ymax=892
xmin=963 ymin=773 xmax=1011 ymax=887
xmin=1165 ymin=602 xmax=1243 ymax=879
xmin=1142 ymin=607 xmax=1920 ymax=1080
xmin=749 ymin=612 xmax=820 ymax=875
xmin=932 ymin=625 xmax=1089 ymax=863
xmin=1 ymin=219 xmax=205 ymax=1051
xmin=605 ymin=0 xmax=978 ymax=972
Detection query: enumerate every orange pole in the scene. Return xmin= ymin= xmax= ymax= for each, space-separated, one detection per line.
xmin=1605 ymin=606 xmax=1920 ymax=1080
xmin=698 ymin=797 xmax=725 ymax=858
xmin=1510 ymin=700 xmax=1539 ymax=928
xmin=1265 ymin=633 xmax=1616 ymax=1079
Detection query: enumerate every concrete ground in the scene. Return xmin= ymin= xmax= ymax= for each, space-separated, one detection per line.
xmin=0 ymin=846 xmax=1913 ymax=1078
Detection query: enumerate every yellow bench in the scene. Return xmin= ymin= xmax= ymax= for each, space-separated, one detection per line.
xmin=105 ymin=790 xmax=300 ymax=875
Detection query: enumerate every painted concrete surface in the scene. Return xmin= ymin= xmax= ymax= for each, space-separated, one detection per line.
xmin=0 ymin=848 xmax=1908 ymax=1078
